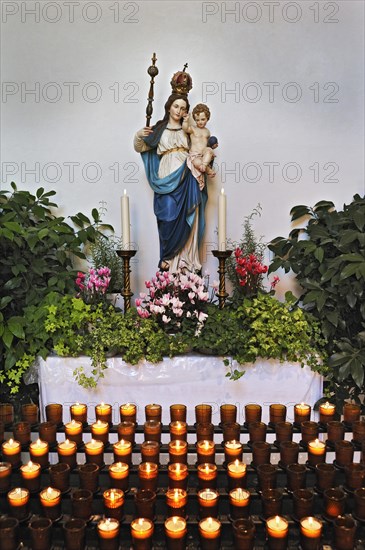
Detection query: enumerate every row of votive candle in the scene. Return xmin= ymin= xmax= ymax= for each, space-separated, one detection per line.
xmin=0 ymin=400 xmax=356 ymax=427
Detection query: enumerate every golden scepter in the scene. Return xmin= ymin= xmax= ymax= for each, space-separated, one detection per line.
xmin=146 ymin=52 xmax=159 ymax=127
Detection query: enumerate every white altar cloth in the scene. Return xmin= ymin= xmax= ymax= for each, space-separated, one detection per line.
xmin=37 ymin=355 xmax=323 ymax=425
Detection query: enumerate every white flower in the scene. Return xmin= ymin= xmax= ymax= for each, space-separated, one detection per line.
xmin=162 ymin=315 xmax=171 ymax=324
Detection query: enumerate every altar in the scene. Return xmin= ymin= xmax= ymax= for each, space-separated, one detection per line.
xmin=37 ymin=355 xmax=323 ymax=425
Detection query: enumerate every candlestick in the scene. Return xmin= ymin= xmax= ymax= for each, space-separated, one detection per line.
xmin=227 ymin=460 xmax=247 ymax=490
xmin=198 ymin=488 xmax=219 ymax=519
xmin=300 ymin=516 xmax=322 ymax=550
xmin=7 ymin=487 xmax=30 ymax=520
xmin=229 ymin=488 xmax=250 ymax=519
xmin=166 ymin=488 xmax=188 ymax=517
xmin=266 ymin=516 xmax=289 ymax=550
xmin=168 ymin=463 xmax=189 ymax=490
xmin=84 ymin=439 xmax=104 ymax=467
xmin=164 ymin=516 xmax=187 ymax=550
xmin=1 ymin=439 xmax=21 ymax=469
xmin=29 ymin=438 xmax=49 ymax=469
xmin=57 ymin=439 xmax=77 ymax=469
xmin=39 ymin=486 xmax=61 ymax=521
xmin=20 ymin=461 xmax=41 ymax=493
xmin=108 ymin=462 xmax=129 ymax=492
xmin=95 ymin=402 xmax=112 ymax=424
xmin=91 ymin=419 xmax=109 ymax=446
xmin=197 ymin=440 xmax=215 ymax=465
xmin=138 ymin=462 xmax=159 ymax=492
xmin=130 ymin=518 xmax=154 ymax=549
xmin=97 ymin=518 xmax=120 ymax=550
xmin=121 ymin=189 xmax=130 ymax=249
xmin=116 ymin=249 xmax=137 ymax=312
xmin=198 ymin=517 xmax=221 ymax=550
xmin=218 ymin=188 xmax=226 ymax=251
xmin=70 ymin=402 xmax=87 ymax=424
xmin=103 ymin=488 xmax=125 ymax=522
xmin=212 ymin=249 xmax=232 ymax=309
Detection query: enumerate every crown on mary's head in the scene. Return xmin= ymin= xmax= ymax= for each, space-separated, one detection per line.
xmin=170 ymin=63 xmax=193 ymax=96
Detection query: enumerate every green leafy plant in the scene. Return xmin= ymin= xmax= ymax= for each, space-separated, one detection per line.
xmin=268 ymin=195 xmax=365 ymax=411
xmin=195 ymin=293 xmax=325 ymax=380
xmin=44 ymin=295 xmax=188 ymax=389
xmin=0 ymin=183 xmax=111 ymax=393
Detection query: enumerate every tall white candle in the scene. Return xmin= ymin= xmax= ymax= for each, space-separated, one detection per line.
xmin=218 ymin=188 xmax=226 ymax=251
xmin=121 ymin=189 xmax=130 ymax=248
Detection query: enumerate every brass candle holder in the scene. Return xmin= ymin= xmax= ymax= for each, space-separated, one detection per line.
xmin=116 ymin=249 xmax=137 ymax=313
xmin=212 ymin=249 xmax=232 ymax=309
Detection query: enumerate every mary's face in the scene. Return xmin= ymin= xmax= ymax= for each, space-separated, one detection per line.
xmin=169 ymin=99 xmax=187 ymax=123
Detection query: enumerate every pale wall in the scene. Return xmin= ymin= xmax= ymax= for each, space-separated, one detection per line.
xmin=1 ymin=0 xmax=364 ymax=297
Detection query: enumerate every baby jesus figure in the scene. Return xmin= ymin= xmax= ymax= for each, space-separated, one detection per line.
xmin=182 ymin=103 xmax=217 ymax=189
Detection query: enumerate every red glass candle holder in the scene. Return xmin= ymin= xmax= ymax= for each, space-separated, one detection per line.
xmin=244 ymin=404 xmax=262 ymax=424
xmin=45 ymin=403 xmax=63 ymax=426
xmin=169 ymin=421 xmax=187 ymax=442
xmin=38 ymin=421 xmax=57 ymax=446
xmin=29 ymin=439 xmax=49 ymax=469
xmin=300 ymin=516 xmax=322 ymax=550
xmin=113 ymin=439 xmax=132 ymax=466
xmin=49 ymin=462 xmax=71 ymax=493
xmin=257 ymin=463 xmax=277 ymax=492
xmin=71 ymin=488 xmax=94 ymax=521
xmin=170 ymin=404 xmax=187 ymax=422
xmin=78 ymin=463 xmax=100 ymax=493
xmin=166 ymin=488 xmax=188 ymax=517
xmin=198 ymin=488 xmax=219 ymax=519
xmin=143 ymin=420 xmax=162 ymax=444
xmin=20 ymin=461 xmax=41 ymax=493
xmin=292 ymin=488 xmax=314 ymax=520
xmin=227 ymin=460 xmax=247 ymax=490
xmin=229 ymin=488 xmax=250 ymax=519
xmin=63 ymin=518 xmax=87 ymax=550
xmin=0 ymin=517 xmax=19 ymax=550
xmin=164 ymin=516 xmax=187 ymax=550
xmin=138 ymin=462 xmax=159 ymax=492
xmin=195 ymin=404 xmax=212 ymax=424
xmin=108 ymin=462 xmax=129 ymax=492
xmin=323 ymin=487 xmax=346 ymax=518
xmin=220 ymin=404 xmax=237 ymax=424
xmin=197 ymin=463 xmax=218 ymax=489
xmin=315 ymin=463 xmax=336 ymax=492
xmin=134 ymin=488 xmax=156 ymax=520
xmin=266 ymin=515 xmax=288 ymax=550
xmin=199 ymin=517 xmax=221 ymax=550
xmin=224 ymin=440 xmax=243 ymax=463
xmin=145 ymin=403 xmax=162 ymax=422
xmin=232 ymin=517 xmax=255 ymax=550
xmin=7 ymin=487 xmax=30 ymax=520
xmin=168 ymin=463 xmax=188 ymax=490
xmin=343 ymin=402 xmax=361 ymax=425
xmin=39 ymin=486 xmax=62 ymax=521
xmin=294 ymin=403 xmax=311 ymax=424
xmin=286 ymin=463 xmax=307 ymax=493
xmin=119 ymin=403 xmax=137 ymax=424
xmin=141 ymin=440 xmax=160 ymax=465
xmin=70 ymin=403 xmax=87 ymax=425
xmin=335 ymin=440 xmax=354 ymax=467
xmin=334 ymin=515 xmax=357 ymax=550
xmin=97 ymin=518 xmax=120 ymax=550
xmin=117 ymin=421 xmax=135 ymax=445
xmin=0 ymin=462 xmax=12 ymax=493
xmin=169 ymin=440 xmax=188 ymax=465
xmin=103 ymin=488 xmax=125 ymax=522
xmin=279 ymin=441 xmax=299 ymax=467
xmin=248 ymin=421 xmax=267 ymax=443
xmin=95 ymin=402 xmax=112 ymax=425
xmin=252 ymin=441 xmax=271 ymax=467
xmin=275 ymin=422 xmax=293 ymax=444
xmin=269 ymin=404 xmax=286 ymax=425
xmin=2 ymin=439 xmax=21 ymax=469
xmin=28 ymin=517 xmax=52 ymax=550
xmin=21 ymin=403 xmax=39 ymax=425
xmin=197 ymin=440 xmax=215 ymax=464
xmin=261 ymin=488 xmax=283 ymax=519
xmin=130 ymin=518 xmax=154 ymax=550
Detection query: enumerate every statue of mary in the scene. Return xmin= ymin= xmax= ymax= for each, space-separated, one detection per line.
xmin=134 ymin=71 xmax=207 ymax=273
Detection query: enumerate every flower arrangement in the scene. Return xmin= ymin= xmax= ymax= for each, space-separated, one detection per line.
xmin=136 ymin=270 xmax=209 ymax=336
xmin=75 ymin=267 xmax=111 ymax=307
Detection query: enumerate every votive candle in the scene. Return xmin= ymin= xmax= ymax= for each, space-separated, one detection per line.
xmin=119 ymin=403 xmax=137 ymax=424
xmin=108 ymin=462 xmax=129 ymax=492
xmin=57 ymin=439 xmax=77 ymax=469
xmin=113 ymin=439 xmax=132 ymax=466
xmin=307 ymin=439 xmax=326 ymax=467
xmin=266 ymin=515 xmax=289 ymax=549
xmin=199 ymin=517 xmax=221 ymax=549
xmin=229 ymin=488 xmax=250 ymax=519
xmin=103 ymin=488 xmax=124 ymax=522
xmin=168 ymin=463 xmax=189 ymax=490
xmin=1 ymin=439 xmax=21 ymax=468
xmin=70 ymin=403 xmax=87 ymax=424
xmin=197 ymin=440 xmax=215 ymax=464
xmin=39 ymin=486 xmax=61 ymax=520
xmin=294 ymin=403 xmax=311 ymax=424
xmin=138 ymin=462 xmax=159 ymax=492
xmin=166 ymin=488 xmax=188 ymax=517
xmin=85 ymin=439 xmax=104 ymax=467
xmin=319 ymin=402 xmax=335 ymax=424
xmin=7 ymin=487 xmax=30 ymax=520
xmin=169 ymin=440 xmax=188 ymax=464
xmin=95 ymin=402 xmax=112 ymax=424
xmin=20 ymin=461 xmax=41 ymax=493
xmin=91 ymin=420 xmax=109 ymax=446
xmin=131 ymin=518 xmax=154 ymax=548
xmin=197 ymin=463 xmax=218 ymax=489
xmin=300 ymin=516 xmax=322 ymax=550
xmin=227 ymin=460 xmax=247 ymax=489
xmin=169 ymin=421 xmax=187 ymax=441
xmin=165 ymin=516 xmax=187 ymax=550
xmin=224 ymin=440 xmax=243 ymax=463
xmin=65 ymin=420 xmax=83 ymax=447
